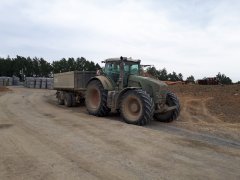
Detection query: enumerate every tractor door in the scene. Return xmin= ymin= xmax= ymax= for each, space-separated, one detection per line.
xmin=123 ymin=63 xmax=140 ymax=87
xmin=104 ymin=62 xmax=120 ymax=83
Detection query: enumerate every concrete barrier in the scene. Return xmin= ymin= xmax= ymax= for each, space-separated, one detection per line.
xmin=0 ymin=77 xmax=14 ymax=86
xmin=35 ymin=78 xmax=41 ymax=89
xmin=41 ymin=78 xmax=47 ymax=89
xmin=0 ymin=78 xmax=3 ymax=86
xmin=24 ymin=77 xmax=53 ymax=89
xmin=12 ymin=76 xmax=20 ymax=86
xmin=47 ymin=78 xmax=53 ymax=89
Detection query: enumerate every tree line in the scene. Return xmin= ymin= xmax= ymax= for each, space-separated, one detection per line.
xmin=0 ymin=56 xmax=100 ymax=80
xmin=0 ymin=55 xmax=234 ymax=84
xmin=146 ymin=67 xmax=233 ymax=85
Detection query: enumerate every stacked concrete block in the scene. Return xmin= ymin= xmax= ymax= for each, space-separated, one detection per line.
xmin=35 ymin=78 xmax=41 ymax=89
xmin=24 ymin=77 xmax=29 ymax=88
xmin=0 ymin=77 xmax=3 ymax=86
xmin=47 ymin=78 xmax=53 ymax=89
xmin=8 ymin=77 xmax=13 ymax=86
xmin=24 ymin=77 xmax=53 ymax=89
xmin=1 ymin=77 xmax=7 ymax=86
xmin=30 ymin=78 xmax=35 ymax=88
xmin=25 ymin=77 xmax=34 ymax=88
xmin=0 ymin=77 xmax=14 ymax=86
xmin=3 ymin=78 xmax=8 ymax=86
xmin=28 ymin=78 xmax=35 ymax=88
xmin=12 ymin=76 xmax=20 ymax=86
xmin=25 ymin=77 xmax=30 ymax=88
xmin=41 ymin=78 xmax=47 ymax=89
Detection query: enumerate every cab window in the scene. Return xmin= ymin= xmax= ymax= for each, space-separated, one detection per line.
xmin=104 ymin=62 xmax=120 ymax=82
xmin=130 ymin=64 xmax=139 ymax=75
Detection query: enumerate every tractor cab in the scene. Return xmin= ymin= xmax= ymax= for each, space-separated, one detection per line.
xmin=102 ymin=57 xmax=141 ymax=88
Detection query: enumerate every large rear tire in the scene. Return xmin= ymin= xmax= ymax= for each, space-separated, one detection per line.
xmin=154 ymin=92 xmax=180 ymax=122
xmin=120 ymin=89 xmax=154 ymax=126
xmin=85 ymin=80 xmax=110 ymax=116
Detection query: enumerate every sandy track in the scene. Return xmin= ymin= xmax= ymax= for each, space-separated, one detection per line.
xmin=0 ymin=87 xmax=239 ymax=180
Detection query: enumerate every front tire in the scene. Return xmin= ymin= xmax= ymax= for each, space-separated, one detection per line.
xmin=85 ymin=80 xmax=110 ymax=116
xmin=120 ymin=89 xmax=154 ymax=126
xmin=154 ymin=92 xmax=180 ymax=122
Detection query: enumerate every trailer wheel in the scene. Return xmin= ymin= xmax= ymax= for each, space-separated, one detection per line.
xmin=154 ymin=92 xmax=180 ymax=122
xmin=71 ymin=93 xmax=77 ymax=107
xmin=57 ymin=96 xmax=64 ymax=105
xmin=64 ymin=93 xmax=72 ymax=107
xmin=86 ymin=80 xmax=110 ymax=116
xmin=120 ymin=89 xmax=154 ymax=126
xmin=57 ymin=92 xmax=64 ymax=105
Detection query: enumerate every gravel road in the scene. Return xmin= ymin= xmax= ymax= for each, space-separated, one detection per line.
xmin=0 ymin=87 xmax=239 ymax=180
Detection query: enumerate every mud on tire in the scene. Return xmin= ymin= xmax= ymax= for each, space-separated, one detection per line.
xmin=154 ymin=92 xmax=180 ymax=122
xmin=120 ymin=89 xmax=154 ymax=126
xmin=85 ymin=80 xmax=110 ymax=116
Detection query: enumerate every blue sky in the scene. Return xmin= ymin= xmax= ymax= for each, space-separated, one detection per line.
xmin=0 ymin=0 xmax=240 ymax=81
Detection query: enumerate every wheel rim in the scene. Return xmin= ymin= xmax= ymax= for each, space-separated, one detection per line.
xmin=123 ymin=95 xmax=142 ymax=122
xmin=88 ymin=87 xmax=100 ymax=109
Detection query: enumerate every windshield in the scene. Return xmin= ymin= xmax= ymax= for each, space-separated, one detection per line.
xmin=129 ymin=64 xmax=139 ymax=75
xmin=104 ymin=62 xmax=139 ymax=75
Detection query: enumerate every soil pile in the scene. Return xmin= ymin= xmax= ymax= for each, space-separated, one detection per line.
xmin=168 ymin=84 xmax=240 ymax=140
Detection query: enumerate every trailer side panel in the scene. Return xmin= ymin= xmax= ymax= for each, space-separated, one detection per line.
xmin=54 ymin=71 xmax=96 ymax=90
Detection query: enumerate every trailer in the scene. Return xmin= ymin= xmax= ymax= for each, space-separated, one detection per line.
xmin=54 ymin=71 xmax=96 ymax=106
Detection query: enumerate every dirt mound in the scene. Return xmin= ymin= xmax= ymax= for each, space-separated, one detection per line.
xmin=169 ymin=84 xmax=240 ymax=123
xmin=168 ymin=84 xmax=240 ymax=141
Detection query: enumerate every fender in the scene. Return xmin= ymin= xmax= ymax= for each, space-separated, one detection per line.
xmin=87 ymin=76 xmax=114 ymax=91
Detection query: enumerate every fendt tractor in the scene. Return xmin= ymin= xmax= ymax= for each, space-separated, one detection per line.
xmin=54 ymin=57 xmax=180 ymax=125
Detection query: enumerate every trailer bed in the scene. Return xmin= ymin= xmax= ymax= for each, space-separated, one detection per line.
xmin=53 ymin=71 xmax=96 ymax=90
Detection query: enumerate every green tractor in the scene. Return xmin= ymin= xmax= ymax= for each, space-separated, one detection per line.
xmin=85 ymin=57 xmax=180 ymax=125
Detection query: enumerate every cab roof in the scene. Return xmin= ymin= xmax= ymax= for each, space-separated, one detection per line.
xmin=102 ymin=57 xmax=141 ymax=63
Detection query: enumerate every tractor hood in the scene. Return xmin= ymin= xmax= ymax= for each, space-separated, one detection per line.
xmin=128 ymin=75 xmax=169 ymax=104
xmin=128 ymin=75 xmax=168 ymax=87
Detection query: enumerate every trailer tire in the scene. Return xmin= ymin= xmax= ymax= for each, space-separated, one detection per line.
xmin=57 ymin=97 xmax=64 ymax=105
xmin=57 ymin=92 xmax=64 ymax=105
xmin=71 ymin=93 xmax=77 ymax=107
xmin=86 ymin=80 xmax=110 ymax=116
xmin=64 ymin=93 xmax=72 ymax=107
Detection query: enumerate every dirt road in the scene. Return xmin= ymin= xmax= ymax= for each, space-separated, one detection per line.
xmin=0 ymin=87 xmax=239 ymax=180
